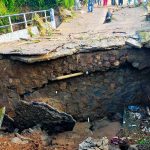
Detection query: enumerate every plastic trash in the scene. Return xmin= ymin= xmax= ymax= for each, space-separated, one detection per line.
xmin=128 ymin=105 xmax=140 ymax=112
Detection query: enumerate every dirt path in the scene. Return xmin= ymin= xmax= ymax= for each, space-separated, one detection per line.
xmin=58 ymin=6 xmax=148 ymax=35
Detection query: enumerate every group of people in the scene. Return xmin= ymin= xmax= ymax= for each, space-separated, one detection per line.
xmin=75 ymin=0 xmax=148 ymax=13
xmin=87 ymin=0 xmax=123 ymax=12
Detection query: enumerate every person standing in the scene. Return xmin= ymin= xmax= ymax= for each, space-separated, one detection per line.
xmin=75 ymin=0 xmax=81 ymax=10
xmin=104 ymin=8 xmax=112 ymax=23
xmin=111 ymin=0 xmax=116 ymax=5
xmin=118 ymin=0 xmax=123 ymax=6
xmin=88 ymin=0 xmax=94 ymax=12
xmin=103 ymin=0 xmax=108 ymax=6
xmin=98 ymin=0 xmax=101 ymax=5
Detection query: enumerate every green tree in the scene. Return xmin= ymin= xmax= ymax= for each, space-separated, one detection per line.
xmin=56 ymin=0 xmax=74 ymax=9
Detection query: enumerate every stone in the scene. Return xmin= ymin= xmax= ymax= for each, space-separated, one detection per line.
xmin=96 ymin=55 xmax=101 ymax=60
xmin=113 ymin=60 xmax=120 ymax=66
xmin=110 ymin=56 xmax=116 ymax=62
xmin=60 ymin=82 xmax=67 ymax=91
xmin=14 ymin=101 xmax=76 ymax=134
xmin=79 ymin=137 xmax=109 ymax=150
xmin=11 ymin=137 xmax=28 ymax=144
xmin=137 ymin=31 xmax=150 ymax=44
xmin=128 ymin=145 xmax=138 ymax=150
xmin=103 ymin=56 xmax=109 ymax=61
xmin=132 ymin=62 xmax=140 ymax=68
xmin=103 ymin=61 xmax=110 ymax=68
xmin=2 ymin=114 xmax=15 ymax=132
xmin=126 ymin=38 xmax=142 ymax=48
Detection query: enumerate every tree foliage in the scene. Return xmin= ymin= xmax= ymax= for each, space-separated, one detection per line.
xmin=0 ymin=0 xmax=75 ymax=15
xmin=56 ymin=0 xmax=74 ymax=9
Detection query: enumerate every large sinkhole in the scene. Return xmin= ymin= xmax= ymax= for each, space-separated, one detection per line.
xmin=22 ymin=64 xmax=150 ymax=121
xmin=0 ymin=47 xmax=150 ymax=137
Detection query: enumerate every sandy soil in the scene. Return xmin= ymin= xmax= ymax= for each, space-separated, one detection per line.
xmin=0 ymin=121 xmax=121 ymax=150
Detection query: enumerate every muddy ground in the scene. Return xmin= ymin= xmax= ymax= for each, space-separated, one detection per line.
xmin=0 ymin=120 xmax=121 ymax=150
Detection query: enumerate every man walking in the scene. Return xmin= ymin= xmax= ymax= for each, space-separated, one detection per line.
xmin=75 ymin=0 xmax=81 ymax=10
xmin=118 ymin=0 xmax=123 ymax=6
xmin=88 ymin=0 xmax=94 ymax=12
xmin=98 ymin=0 xmax=102 ymax=5
xmin=103 ymin=0 xmax=108 ymax=6
xmin=111 ymin=0 xmax=116 ymax=5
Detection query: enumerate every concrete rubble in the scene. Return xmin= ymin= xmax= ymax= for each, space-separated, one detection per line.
xmin=79 ymin=137 xmax=109 ymax=150
xmin=14 ymin=101 xmax=76 ymax=134
xmin=126 ymin=30 xmax=150 ymax=48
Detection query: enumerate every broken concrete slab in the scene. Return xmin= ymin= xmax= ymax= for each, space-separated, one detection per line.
xmin=126 ymin=29 xmax=150 ymax=48
xmin=79 ymin=137 xmax=109 ymax=150
xmin=9 ymin=35 xmax=128 ymax=63
xmin=14 ymin=101 xmax=76 ymax=134
xmin=2 ymin=114 xmax=15 ymax=132
xmin=10 ymin=48 xmax=78 ymax=63
xmin=126 ymin=38 xmax=142 ymax=48
xmin=137 ymin=31 xmax=150 ymax=44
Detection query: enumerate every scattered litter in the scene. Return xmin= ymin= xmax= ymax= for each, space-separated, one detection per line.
xmin=79 ymin=137 xmax=109 ymax=150
xmin=128 ymin=106 xmax=140 ymax=112
xmin=123 ymin=105 xmax=150 ymax=133
xmin=86 ymin=71 xmax=89 ymax=75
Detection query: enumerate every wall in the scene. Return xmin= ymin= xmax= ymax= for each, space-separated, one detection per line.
xmin=0 ymin=27 xmax=39 ymax=43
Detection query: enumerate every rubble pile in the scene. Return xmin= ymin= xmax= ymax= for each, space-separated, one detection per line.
xmin=79 ymin=137 xmax=109 ymax=150
xmin=126 ymin=30 xmax=150 ymax=48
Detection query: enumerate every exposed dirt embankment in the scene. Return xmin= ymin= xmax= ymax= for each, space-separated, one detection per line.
xmin=0 ymin=47 xmax=150 ymax=119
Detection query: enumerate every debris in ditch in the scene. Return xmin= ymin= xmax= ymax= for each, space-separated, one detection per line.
xmin=121 ymin=105 xmax=150 ymax=143
xmin=79 ymin=137 xmax=109 ymax=150
xmin=123 ymin=105 xmax=150 ymax=134
xmin=111 ymin=136 xmax=121 ymax=145
xmin=14 ymin=101 xmax=76 ymax=134
xmin=128 ymin=106 xmax=140 ymax=112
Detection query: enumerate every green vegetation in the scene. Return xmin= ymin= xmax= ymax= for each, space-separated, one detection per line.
xmin=32 ymin=14 xmax=52 ymax=36
xmin=138 ymin=137 xmax=150 ymax=145
xmin=56 ymin=0 xmax=74 ymax=9
xmin=0 ymin=0 xmax=75 ymax=34
xmin=0 ymin=0 xmax=75 ymax=15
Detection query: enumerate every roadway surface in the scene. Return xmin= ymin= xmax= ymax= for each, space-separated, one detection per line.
xmin=0 ymin=6 xmax=149 ymax=55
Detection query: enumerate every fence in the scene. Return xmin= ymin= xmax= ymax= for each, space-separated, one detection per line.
xmin=0 ymin=8 xmax=56 ymax=33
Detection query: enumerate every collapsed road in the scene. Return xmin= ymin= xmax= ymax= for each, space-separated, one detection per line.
xmin=0 ymin=6 xmax=149 ymax=136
